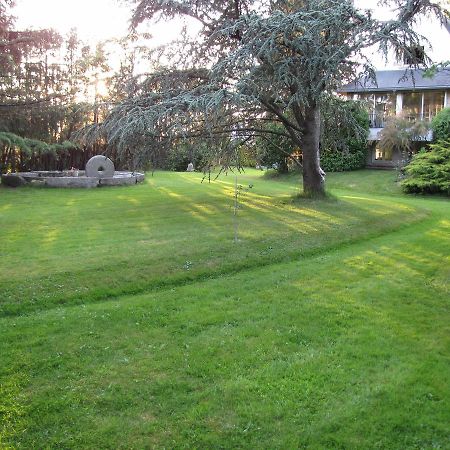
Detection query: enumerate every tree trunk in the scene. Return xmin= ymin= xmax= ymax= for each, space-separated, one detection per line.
xmin=301 ymin=106 xmax=325 ymax=196
xmin=279 ymin=157 xmax=289 ymax=174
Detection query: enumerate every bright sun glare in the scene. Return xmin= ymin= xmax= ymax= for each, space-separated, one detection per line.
xmin=14 ymin=0 xmax=132 ymax=43
xmin=14 ymin=0 xmax=187 ymax=56
xmin=12 ymin=0 xmax=193 ymax=102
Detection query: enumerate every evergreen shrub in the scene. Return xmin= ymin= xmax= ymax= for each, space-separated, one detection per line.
xmin=401 ymin=140 xmax=450 ymax=195
xmin=431 ymin=107 xmax=450 ymax=142
xmin=256 ymin=124 xmax=293 ymax=173
xmin=320 ymin=99 xmax=369 ymax=172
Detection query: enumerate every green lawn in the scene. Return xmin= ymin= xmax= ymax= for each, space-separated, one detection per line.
xmin=1 ymin=169 xmax=449 ymax=448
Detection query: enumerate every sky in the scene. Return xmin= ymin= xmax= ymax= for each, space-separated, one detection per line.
xmin=12 ymin=0 xmax=194 ymax=65
xmin=12 ymin=0 xmax=450 ymax=68
xmin=13 ymin=0 xmax=133 ymax=43
xmin=354 ymin=0 xmax=450 ymax=68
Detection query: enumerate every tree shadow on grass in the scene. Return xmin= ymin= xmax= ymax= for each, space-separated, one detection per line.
xmin=0 ymin=175 xmax=430 ymax=317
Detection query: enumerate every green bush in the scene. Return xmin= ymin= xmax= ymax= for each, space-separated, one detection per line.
xmin=256 ymin=124 xmax=293 ymax=173
xmin=320 ymin=149 xmax=366 ymax=172
xmin=238 ymin=146 xmax=257 ymax=167
xmin=431 ymin=107 xmax=450 ymax=142
xmin=401 ymin=140 xmax=450 ymax=195
xmin=166 ymin=145 xmax=192 ymax=171
xmin=166 ymin=143 xmax=210 ymax=171
xmin=320 ymin=98 xmax=369 ymax=172
xmin=252 ymin=99 xmax=370 ymax=174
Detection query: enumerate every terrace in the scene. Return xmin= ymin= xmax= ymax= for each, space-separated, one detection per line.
xmin=339 ymin=69 xmax=450 ymax=166
xmin=362 ymin=90 xmax=446 ymax=129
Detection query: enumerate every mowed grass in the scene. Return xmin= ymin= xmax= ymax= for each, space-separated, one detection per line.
xmin=0 ymin=170 xmax=424 ymax=316
xmin=1 ymin=169 xmax=449 ymax=448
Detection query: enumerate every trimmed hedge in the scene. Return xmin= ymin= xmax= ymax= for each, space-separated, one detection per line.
xmin=320 ymin=149 xmax=366 ymax=172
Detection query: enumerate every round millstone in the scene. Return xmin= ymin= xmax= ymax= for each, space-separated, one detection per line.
xmin=85 ymin=155 xmax=115 ymax=179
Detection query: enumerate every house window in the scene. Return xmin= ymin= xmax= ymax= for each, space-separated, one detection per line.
xmin=357 ymin=93 xmax=395 ymax=127
xmin=373 ymin=93 xmax=396 ymax=127
xmin=423 ymin=91 xmax=445 ymax=121
xmin=403 ymin=45 xmax=425 ymax=65
xmin=375 ymin=146 xmax=393 ymax=161
xmin=402 ymin=92 xmax=422 ymax=121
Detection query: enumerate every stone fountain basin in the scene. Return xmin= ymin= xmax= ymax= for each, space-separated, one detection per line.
xmin=11 ymin=170 xmax=145 ymax=188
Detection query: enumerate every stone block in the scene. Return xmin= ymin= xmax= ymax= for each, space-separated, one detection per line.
xmin=44 ymin=177 xmax=99 ymax=188
xmin=100 ymin=176 xmax=137 ymax=186
xmin=1 ymin=174 xmax=27 ymax=187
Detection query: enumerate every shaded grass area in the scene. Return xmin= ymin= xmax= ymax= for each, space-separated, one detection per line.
xmin=0 ymin=170 xmax=423 ymax=316
xmin=0 ymin=193 xmax=448 ymax=449
xmin=264 ymin=167 xmax=403 ymax=197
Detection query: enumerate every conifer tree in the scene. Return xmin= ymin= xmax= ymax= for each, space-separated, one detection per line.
xmin=103 ymin=0 xmax=443 ymax=196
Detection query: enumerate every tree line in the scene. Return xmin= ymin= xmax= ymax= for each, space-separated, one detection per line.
xmin=1 ymin=0 xmax=447 ymax=196
xmin=0 ymin=0 xmax=152 ymax=172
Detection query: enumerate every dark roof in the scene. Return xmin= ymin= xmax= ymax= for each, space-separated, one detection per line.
xmin=339 ymin=69 xmax=450 ymax=93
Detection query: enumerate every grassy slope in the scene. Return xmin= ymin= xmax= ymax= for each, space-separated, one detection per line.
xmin=1 ymin=170 xmax=449 ymax=449
xmin=0 ymin=170 xmax=424 ymax=316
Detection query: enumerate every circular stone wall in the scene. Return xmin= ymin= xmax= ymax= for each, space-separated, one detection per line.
xmin=85 ymin=155 xmax=115 ymax=178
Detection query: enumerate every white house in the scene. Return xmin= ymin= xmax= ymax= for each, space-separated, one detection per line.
xmin=339 ymin=0 xmax=450 ymax=167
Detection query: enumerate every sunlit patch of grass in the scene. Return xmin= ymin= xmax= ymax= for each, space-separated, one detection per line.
xmin=0 ymin=170 xmax=428 ymax=316
xmin=0 ymin=364 xmax=28 ymax=447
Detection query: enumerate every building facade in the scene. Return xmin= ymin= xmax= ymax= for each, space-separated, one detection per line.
xmin=340 ymin=0 xmax=450 ymax=167
xmin=340 ymin=69 xmax=450 ymax=167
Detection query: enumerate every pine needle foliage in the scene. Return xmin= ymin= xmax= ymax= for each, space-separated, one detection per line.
xmin=99 ymin=0 xmax=444 ymax=195
xmin=0 ymin=131 xmax=80 ymax=172
xmin=401 ymin=140 xmax=450 ymax=195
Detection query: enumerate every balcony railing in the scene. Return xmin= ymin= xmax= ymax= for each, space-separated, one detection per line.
xmin=369 ymin=113 xmax=391 ymax=128
xmin=369 ymin=111 xmax=438 ymax=128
